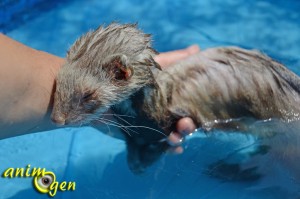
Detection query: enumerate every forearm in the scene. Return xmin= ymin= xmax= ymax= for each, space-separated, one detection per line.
xmin=0 ymin=34 xmax=64 ymax=139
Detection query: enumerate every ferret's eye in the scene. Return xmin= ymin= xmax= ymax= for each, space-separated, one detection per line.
xmin=82 ymin=92 xmax=94 ymax=101
xmin=83 ymin=100 xmax=99 ymax=112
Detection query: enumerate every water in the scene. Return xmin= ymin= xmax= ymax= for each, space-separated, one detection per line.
xmin=0 ymin=0 xmax=300 ymax=198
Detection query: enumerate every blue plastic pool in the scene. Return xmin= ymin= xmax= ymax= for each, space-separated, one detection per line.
xmin=1 ymin=0 xmax=300 ymax=198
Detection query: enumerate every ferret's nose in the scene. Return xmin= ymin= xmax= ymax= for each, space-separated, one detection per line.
xmin=51 ymin=115 xmax=66 ymax=126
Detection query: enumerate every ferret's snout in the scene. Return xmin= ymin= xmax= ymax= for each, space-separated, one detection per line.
xmin=51 ymin=114 xmax=66 ymax=126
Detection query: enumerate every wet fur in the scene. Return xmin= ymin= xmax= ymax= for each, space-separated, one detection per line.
xmin=52 ymin=23 xmax=300 ymax=173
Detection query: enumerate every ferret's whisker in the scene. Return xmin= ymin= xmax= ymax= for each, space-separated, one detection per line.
xmin=112 ymin=116 xmax=138 ymax=134
xmin=100 ymin=118 xmax=138 ymax=135
xmin=113 ymin=115 xmax=134 ymax=127
xmin=101 ymin=113 xmax=136 ymax=118
xmin=95 ymin=118 xmax=132 ymax=136
xmin=104 ymin=121 xmax=111 ymax=134
xmin=96 ymin=118 xmax=165 ymax=136
xmin=93 ymin=119 xmax=112 ymax=134
xmin=122 ymin=125 xmax=166 ymax=136
xmin=81 ymin=113 xmax=94 ymax=117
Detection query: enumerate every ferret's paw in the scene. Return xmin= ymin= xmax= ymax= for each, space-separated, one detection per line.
xmin=126 ymin=141 xmax=169 ymax=174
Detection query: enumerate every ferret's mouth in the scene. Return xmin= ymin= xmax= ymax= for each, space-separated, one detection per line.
xmin=51 ymin=114 xmax=86 ymax=126
xmin=51 ymin=115 xmax=66 ymax=126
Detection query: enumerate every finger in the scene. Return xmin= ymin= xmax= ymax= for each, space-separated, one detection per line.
xmin=186 ymin=45 xmax=201 ymax=54
xmin=165 ymin=117 xmax=196 ymax=154
xmin=155 ymin=45 xmax=200 ymax=67
xmin=167 ymin=131 xmax=184 ymax=147
xmin=154 ymin=45 xmax=200 ymax=68
xmin=176 ymin=117 xmax=196 ymax=136
xmin=167 ymin=146 xmax=184 ymax=154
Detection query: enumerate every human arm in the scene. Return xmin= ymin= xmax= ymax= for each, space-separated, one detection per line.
xmin=0 ymin=34 xmax=63 ymax=139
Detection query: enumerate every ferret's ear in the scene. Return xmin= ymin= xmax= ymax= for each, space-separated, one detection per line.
xmin=106 ymin=55 xmax=133 ymax=81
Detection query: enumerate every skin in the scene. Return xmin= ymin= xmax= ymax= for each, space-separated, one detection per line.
xmin=0 ymin=33 xmax=197 ymax=151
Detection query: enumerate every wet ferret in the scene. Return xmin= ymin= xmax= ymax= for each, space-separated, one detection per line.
xmin=51 ymin=23 xmax=300 ymax=173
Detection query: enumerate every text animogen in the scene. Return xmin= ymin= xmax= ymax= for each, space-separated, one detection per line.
xmin=2 ymin=164 xmax=76 ymax=197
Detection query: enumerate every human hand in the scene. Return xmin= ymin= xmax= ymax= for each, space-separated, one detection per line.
xmin=154 ymin=45 xmax=200 ymax=154
xmin=167 ymin=117 xmax=196 ymax=154
xmin=154 ymin=45 xmax=200 ymax=68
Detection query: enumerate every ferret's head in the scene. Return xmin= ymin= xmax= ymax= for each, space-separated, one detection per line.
xmin=51 ymin=23 xmax=160 ymax=125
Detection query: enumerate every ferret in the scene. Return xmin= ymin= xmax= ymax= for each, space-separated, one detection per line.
xmin=51 ymin=23 xmax=300 ymax=173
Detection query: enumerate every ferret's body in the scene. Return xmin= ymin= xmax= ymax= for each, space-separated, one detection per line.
xmin=113 ymin=47 xmax=300 ymax=172
xmin=145 ymin=47 xmax=300 ymax=130
xmin=52 ymin=23 xmax=300 ymax=173
xmin=115 ymin=47 xmax=300 ymax=139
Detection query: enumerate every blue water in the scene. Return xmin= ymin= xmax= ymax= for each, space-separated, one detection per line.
xmin=1 ymin=0 xmax=300 ymax=198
